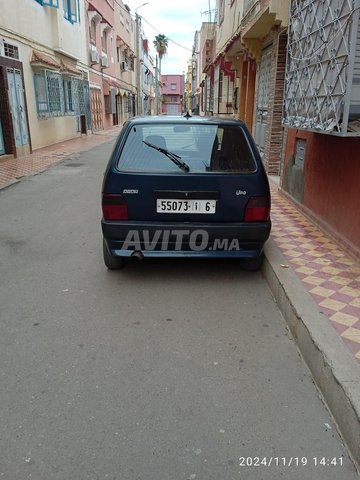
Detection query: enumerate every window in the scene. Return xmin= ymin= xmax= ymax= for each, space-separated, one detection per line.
xmin=167 ymin=104 xmax=178 ymax=114
xmin=129 ymin=56 xmax=134 ymax=71
xmin=63 ymin=78 xmax=74 ymax=112
xmin=218 ymin=0 xmax=225 ymax=25
xmin=34 ymin=72 xmax=49 ymax=113
xmin=47 ymin=73 xmax=62 ymax=114
xmin=4 ymin=43 xmax=19 ymax=59
xmin=34 ymin=71 xmax=62 ymax=115
xmin=219 ymin=71 xmax=224 ymax=102
xmin=125 ymin=95 xmax=132 ymax=114
xmin=34 ymin=70 xmax=84 ymax=118
xmin=89 ymin=19 xmax=96 ymax=44
xmin=123 ymin=49 xmax=128 ymax=65
xmin=110 ymin=37 xmax=114 ymax=61
xmin=118 ymin=124 xmax=256 ymax=174
xmin=102 ymin=31 xmax=107 ymax=52
xmin=63 ymin=0 xmax=78 ymax=23
xmin=35 ymin=0 xmax=59 ymax=6
xmin=170 ymin=83 xmax=177 ymax=90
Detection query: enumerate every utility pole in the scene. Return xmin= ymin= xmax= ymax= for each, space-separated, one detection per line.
xmin=135 ymin=12 xmax=141 ymax=116
xmin=155 ymin=55 xmax=159 ymax=115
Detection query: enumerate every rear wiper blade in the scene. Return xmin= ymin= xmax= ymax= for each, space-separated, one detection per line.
xmin=142 ymin=140 xmax=190 ymax=172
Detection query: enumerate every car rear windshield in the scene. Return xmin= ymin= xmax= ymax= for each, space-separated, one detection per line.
xmin=117 ymin=123 xmax=257 ymax=174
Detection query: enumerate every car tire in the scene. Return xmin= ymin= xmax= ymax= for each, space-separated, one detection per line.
xmin=240 ymin=252 xmax=264 ymax=272
xmin=103 ymin=239 xmax=127 ymax=270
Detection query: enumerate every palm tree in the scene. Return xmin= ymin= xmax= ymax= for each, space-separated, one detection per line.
xmin=153 ymin=34 xmax=169 ymax=74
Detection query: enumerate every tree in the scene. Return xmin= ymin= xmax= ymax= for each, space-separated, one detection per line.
xmin=153 ymin=34 xmax=169 ymax=74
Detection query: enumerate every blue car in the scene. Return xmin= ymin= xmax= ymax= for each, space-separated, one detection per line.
xmin=101 ymin=114 xmax=271 ymax=270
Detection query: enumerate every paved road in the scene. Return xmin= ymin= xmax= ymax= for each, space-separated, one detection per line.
xmin=0 ymin=142 xmax=358 ymax=479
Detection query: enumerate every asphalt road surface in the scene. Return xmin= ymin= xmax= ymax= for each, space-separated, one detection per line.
xmin=0 ymin=141 xmax=358 ymax=479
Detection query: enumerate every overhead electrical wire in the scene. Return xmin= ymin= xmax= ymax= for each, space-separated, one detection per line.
xmin=140 ymin=16 xmax=195 ymax=53
xmin=105 ymin=0 xmax=196 ymax=53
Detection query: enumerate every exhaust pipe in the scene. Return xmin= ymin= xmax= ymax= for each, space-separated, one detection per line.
xmin=131 ymin=250 xmax=144 ymax=261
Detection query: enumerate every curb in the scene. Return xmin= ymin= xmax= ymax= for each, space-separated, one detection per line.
xmin=0 ymin=179 xmax=20 ymax=191
xmin=263 ymin=238 xmax=360 ymax=470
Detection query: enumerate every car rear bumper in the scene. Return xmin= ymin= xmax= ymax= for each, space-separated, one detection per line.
xmin=102 ymin=220 xmax=271 ymax=259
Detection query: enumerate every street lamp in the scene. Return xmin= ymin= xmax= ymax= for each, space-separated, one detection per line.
xmin=135 ymin=2 xmax=148 ymax=116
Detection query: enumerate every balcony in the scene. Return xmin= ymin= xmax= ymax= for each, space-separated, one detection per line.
xmin=242 ymin=0 xmax=288 ymax=39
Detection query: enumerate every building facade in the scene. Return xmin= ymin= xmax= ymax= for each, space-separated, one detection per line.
xmin=161 ymin=75 xmax=184 ymax=114
xmin=0 ymin=0 xmax=89 ymax=156
xmin=191 ymin=0 xmax=360 ymax=254
xmin=0 ymin=0 xmax=151 ymax=158
xmin=281 ymin=0 xmax=360 ymax=254
xmin=86 ymin=0 xmax=140 ymax=130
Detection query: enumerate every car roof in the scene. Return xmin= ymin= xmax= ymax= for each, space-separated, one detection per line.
xmin=125 ymin=115 xmax=248 ymax=128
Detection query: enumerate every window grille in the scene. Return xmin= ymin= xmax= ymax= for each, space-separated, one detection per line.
xmin=283 ymin=0 xmax=360 ymax=135
xmin=4 ymin=43 xmax=19 ymax=59
xmin=34 ymin=70 xmax=64 ymax=117
xmin=46 ymin=71 xmax=62 ymax=115
xmin=75 ymin=78 xmax=86 ymax=115
xmin=126 ymin=95 xmax=132 ymax=114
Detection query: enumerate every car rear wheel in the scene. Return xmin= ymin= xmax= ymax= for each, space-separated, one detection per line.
xmin=240 ymin=252 xmax=264 ymax=272
xmin=103 ymin=238 xmax=127 ymax=270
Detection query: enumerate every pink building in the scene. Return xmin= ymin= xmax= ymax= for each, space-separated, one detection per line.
xmin=86 ymin=0 xmax=137 ymax=130
xmin=161 ymin=75 xmax=184 ymax=114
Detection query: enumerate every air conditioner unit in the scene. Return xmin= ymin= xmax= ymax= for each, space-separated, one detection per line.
xmin=90 ymin=49 xmax=99 ymax=64
xmin=101 ymin=53 xmax=108 ymax=68
xmin=120 ymin=61 xmax=128 ymax=71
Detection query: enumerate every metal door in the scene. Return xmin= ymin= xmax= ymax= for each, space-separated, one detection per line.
xmin=7 ymin=68 xmax=29 ymax=147
xmin=255 ymin=46 xmax=272 ymax=154
xmin=116 ymin=94 xmax=122 ymax=125
xmin=90 ymin=88 xmax=103 ymax=131
xmin=83 ymin=82 xmax=92 ymax=130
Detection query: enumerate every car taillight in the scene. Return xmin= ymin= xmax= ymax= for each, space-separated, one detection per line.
xmin=244 ymin=196 xmax=270 ymax=222
xmin=102 ymin=194 xmax=128 ymax=220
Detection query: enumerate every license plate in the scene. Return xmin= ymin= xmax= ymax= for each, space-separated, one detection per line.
xmin=156 ymin=199 xmax=216 ymax=214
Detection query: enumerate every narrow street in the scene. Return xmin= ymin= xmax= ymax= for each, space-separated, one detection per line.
xmin=0 ymin=142 xmax=358 ymax=480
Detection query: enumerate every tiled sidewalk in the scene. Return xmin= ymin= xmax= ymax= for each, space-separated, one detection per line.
xmin=0 ymin=127 xmax=120 ymax=186
xmin=1 ymin=131 xmax=359 ymax=363
xmin=270 ymin=182 xmax=360 ymax=363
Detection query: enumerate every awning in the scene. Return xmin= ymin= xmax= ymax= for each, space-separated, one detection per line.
xmin=103 ymin=77 xmax=121 ymax=95
xmin=61 ymin=60 xmax=82 ymax=76
xmin=30 ymin=50 xmax=61 ymax=70
xmin=103 ymin=77 xmax=121 ymax=88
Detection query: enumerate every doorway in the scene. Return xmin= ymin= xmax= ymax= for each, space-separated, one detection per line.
xmin=7 ymin=68 xmax=29 ymax=152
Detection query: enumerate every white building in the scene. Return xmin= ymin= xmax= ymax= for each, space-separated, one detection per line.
xmin=0 ymin=0 xmax=89 ymax=157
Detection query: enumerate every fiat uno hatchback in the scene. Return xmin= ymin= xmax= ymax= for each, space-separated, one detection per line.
xmin=101 ymin=115 xmax=271 ymax=270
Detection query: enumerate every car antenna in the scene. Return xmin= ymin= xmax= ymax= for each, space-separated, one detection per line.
xmin=184 ymin=111 xmax=192 ymax=119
